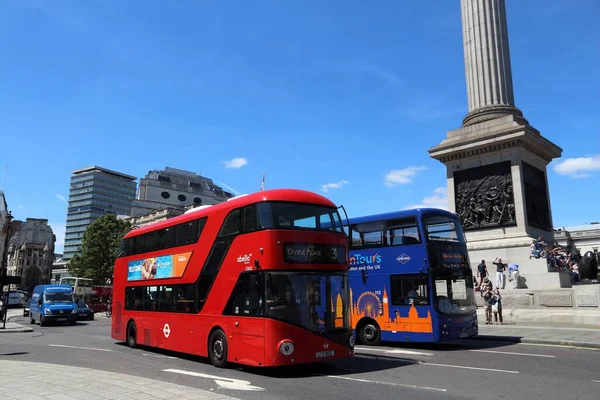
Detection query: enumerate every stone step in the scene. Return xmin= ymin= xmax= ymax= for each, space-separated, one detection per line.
xmin=475 ymin=285 xmax=600 ymax=309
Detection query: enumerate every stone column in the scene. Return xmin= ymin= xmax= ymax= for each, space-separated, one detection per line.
xmin=460 ymin=0 xmax=524 ymax=126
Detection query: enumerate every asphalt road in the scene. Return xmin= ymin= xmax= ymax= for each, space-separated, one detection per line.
xmin=1 ymin=312 xmax=599 ymax=400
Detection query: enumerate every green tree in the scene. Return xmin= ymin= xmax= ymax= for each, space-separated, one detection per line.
xmin=68 ymin=214 xmax=132 ymax=285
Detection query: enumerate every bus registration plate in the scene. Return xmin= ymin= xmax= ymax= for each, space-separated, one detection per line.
xmin=460 ymin=332 xmax=469 ymax=338
xmin=57 ymin=318 xmax=66 ymax=322
xmin=316 ymin=350 xmax=334 ymax=358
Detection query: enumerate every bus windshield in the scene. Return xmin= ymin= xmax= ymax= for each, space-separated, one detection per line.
xmin=432 ymin=268 xmax=476 ymax=315
xmin=271 ymin=202 xmax=344 ymax=233
xmin=423 ymin=214 xmax=466 ymax=243
xmin=266 ymin=272 xmax=350 ymax=333
xmin=44 ymin=292 xmax=75 ymax=303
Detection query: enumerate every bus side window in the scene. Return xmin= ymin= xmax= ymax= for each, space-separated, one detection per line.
xmin=242 ymin=205 xmax=259 ymax=233
xmin=256 ymin=202 xmax=275 ymax=229
xmin=390 ymin=275 xmax=429 ymax=306
xmin=223 ymin=273 xmax=264 ymax=317
xmin=219 ymin=209 xmax=241 ymax=237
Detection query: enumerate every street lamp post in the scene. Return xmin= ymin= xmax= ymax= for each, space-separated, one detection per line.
xmin=1 ymin=211 xmax=14 ymax=329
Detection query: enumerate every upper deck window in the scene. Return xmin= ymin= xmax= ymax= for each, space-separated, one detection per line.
xmin=423 ymin=214 xmax=465 ymax=243
xmin=118 ymin=217 xmax=207 ymax=257
xmin=349 ymin=217 xmax=421 ymax=250
xmin=272 ymin=202 xmax=344 ymax=233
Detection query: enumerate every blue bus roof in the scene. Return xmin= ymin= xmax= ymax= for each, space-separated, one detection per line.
xmin=34 ymin=284 xmax=73 ymax=293
xmin=343 ymin=208 xmax=458 ymax=226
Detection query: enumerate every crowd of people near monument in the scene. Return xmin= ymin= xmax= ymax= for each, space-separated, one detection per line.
xmin=530 ymin=236 xmax=581 ymax=284
xmin=473 ymin=238 xmax=589 ymax=326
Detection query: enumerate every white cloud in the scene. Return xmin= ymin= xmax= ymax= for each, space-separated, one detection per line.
xmin=56 ymin=193 xmax=68 ymax=204
xmin=405 ymin=187 xmax=449 ymax=210
xmin=321 ymin=180 xmax=349 ymax=192
xmin=553 ymin=155 xmax=600 ymax=178
xmin=384 ymin=166 xmax=427 ymax=187
xmin=222 ymin=157 xmax=248 ymax=169
xmin=49 ymin=221 xmax=66 ymax=253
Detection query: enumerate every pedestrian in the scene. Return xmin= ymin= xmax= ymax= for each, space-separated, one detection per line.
xmin=507 ymin=263 xmax=520 ymax=289
xmin=492 ymin=289 xmax=503 ymax=324
xmin=477 ymin=260 xmax=487 ymax=290
xmin=493 ymin=257 xmax=507 ymax=289
xmin=482 ymin=285 xmax=493 ymax=324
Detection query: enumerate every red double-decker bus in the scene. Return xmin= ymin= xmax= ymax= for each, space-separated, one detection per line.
xmin=111 ymin=189 xmax=354 ymax=368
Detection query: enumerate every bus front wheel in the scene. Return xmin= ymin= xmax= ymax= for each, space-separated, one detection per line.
xmin=127 ymin=321 xmax=137 ymax=348
xmin=359 ymin=321 xmax=381 ymax=346
xmin=208 ymin=329 xmax=229 ymax=368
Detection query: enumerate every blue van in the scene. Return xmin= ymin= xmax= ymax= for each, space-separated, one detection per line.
xmin=29 ymin=285 xmax=78 ymax=326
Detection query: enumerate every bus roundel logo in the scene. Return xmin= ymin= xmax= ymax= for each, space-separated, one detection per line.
xmin=396 ymin=254 xmax=411 ymax=264
xmin=163 ymin=323 xmax=171 ymax=338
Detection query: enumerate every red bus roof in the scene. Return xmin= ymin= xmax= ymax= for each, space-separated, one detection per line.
xmin=124 ymin=188 xmax=338 ymax=239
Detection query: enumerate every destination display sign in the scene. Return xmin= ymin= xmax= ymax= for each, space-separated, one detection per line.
xmin=441 ymin=252 xmax=467 ymax=269
xmin=283 ymin=243 xmax=347 ymax=265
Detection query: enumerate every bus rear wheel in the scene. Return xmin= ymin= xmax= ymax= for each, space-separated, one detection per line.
xmin=359 ymin=322 xmax=381 ymax=346
xmin=127 ymin=321 xmax=137 ymax=348
xmin=208 ymin=329 xmax=229 ymax=368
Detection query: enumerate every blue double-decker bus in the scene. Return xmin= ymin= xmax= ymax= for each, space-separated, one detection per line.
xmin=342 ymin=208 xmax=477 ymax=345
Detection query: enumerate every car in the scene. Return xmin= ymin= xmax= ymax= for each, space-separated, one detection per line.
xmin=73 ymin=302 xmax=95 ymax=320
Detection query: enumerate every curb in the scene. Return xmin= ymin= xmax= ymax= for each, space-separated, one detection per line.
xmin=472 ymin=334 xmax=600 ymax=350
xmin=0 ymin=316 xmax=35 ymax=333
xmin=0 ymin=327 xmax=34 ymax=334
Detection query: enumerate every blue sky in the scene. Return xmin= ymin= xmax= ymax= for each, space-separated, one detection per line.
xmin=1 ymin=0 xmax=599 ymax=253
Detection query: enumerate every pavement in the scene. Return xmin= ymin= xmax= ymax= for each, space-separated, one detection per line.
xmin=0 ymin=309 xmax=599 ymax=399
xmin=474 ymin=309 xmax=600 ymax=349
xmin=0 ymin=360 xmax=238 ymax=400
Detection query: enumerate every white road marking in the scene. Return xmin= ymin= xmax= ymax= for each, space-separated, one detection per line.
xmin=460 ymin=339 xmax=600 ymax=351
xmin=142 ymin=353 xmax=178 ymax=359
xmin=163 ymin=368 xmax=266 ymax=391
xmin=49 ymin=344 xmax=112 ymax=352
xmin=468 ymin=349 xmax=555 ymax=358
xmin=422 ymin=362 xmax=519 ymax=374
xmin=354 ymin=347 xmax=434 ymax=356
xmin=592 ymin=380 xmax=600 ymax=383
xmin=515 ymin=342 xmax=600 ymax=351
xmin=326 ymin=375 xmax=447 ymax=392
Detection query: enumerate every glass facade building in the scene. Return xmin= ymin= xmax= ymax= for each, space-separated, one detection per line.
xmin=63 ymin=166 xmax=137 ymax=260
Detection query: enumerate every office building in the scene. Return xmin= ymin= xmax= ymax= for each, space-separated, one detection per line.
xmin=131 ymin=167 xmax=233 ymax=217
xmin=64 ymin=166 xmax=137 ymax=260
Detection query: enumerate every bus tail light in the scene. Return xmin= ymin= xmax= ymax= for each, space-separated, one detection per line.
xmin=279 ymin=340 xmax=295 ymax=356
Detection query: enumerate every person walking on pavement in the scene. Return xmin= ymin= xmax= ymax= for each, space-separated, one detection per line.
xmin=477 ymin=260 xmax=488 ymax=290
xmin=493 ymin=258 xmax=507 ymax=289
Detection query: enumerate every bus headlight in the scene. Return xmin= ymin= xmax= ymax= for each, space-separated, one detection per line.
xmin=349 ymin=335 xmax=355 ymax=348
xmin=279 ymin=340 xmax=295 ymax=356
